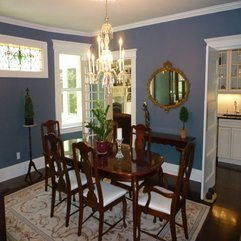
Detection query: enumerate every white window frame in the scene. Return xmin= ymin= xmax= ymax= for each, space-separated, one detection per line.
xmin=52 ymin=39 xmax=90 ymax=134
xmin=0 ymin=34 xmax=48 ymax=78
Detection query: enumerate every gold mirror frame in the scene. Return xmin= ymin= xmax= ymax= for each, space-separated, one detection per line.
xmin=147 ymin=61 xmax=190 ymax=112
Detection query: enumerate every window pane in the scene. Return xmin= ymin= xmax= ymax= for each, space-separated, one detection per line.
xmin=68 ymin=68 xmax=76 ymax=88
xmin=59 ymin=54 xmax=82 ymax=128
xmin=68 ymin=92 xmax=77 ymax=114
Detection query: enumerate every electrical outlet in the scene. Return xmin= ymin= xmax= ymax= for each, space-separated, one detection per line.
xmin=16 ymin=152 xmax=20 ymax=160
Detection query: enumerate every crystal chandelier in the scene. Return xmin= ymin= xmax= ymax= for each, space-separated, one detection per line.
xmin=86 ymin=0 xmax=125 ymax=95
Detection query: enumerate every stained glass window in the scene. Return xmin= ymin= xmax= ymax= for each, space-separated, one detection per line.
xmin=0 ymin=43 xmax=43 ymax=71
xmin=0 ymin=35 xmax=48 ymax=78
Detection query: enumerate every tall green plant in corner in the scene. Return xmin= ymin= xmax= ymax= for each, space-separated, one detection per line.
xmin=24 ymin=88 xmax=35 ymax=125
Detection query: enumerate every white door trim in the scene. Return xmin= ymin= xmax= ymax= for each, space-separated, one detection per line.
xmin=201 ymin=34 xmax=241 ymax=199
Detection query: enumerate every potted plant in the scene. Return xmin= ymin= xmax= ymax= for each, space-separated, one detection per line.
xmin=85 ymin=102 xmax=112 ymax=154
xmin=179 ymin=106 xmax=189 ymax=139
xmin=24 ymin=88 xmax=35 ymax=125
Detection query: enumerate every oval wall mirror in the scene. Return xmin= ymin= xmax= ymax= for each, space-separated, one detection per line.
xmin=147 ymin=61 xmax=190 ymax=112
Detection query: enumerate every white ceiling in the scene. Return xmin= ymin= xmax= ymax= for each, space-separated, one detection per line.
xmin=0 ymin=0 xmax=240 ymax=36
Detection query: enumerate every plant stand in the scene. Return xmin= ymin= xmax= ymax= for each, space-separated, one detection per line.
xmin=23 ymin=124 xmax=42 ymax=183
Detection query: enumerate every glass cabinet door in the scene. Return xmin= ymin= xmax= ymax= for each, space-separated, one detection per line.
xmin=230 ymin=49 xmax=241 ymax=90
xmin=218 ymin=49 xmax=241 ymax=92
xmin=218 ymin=50 xmax=228 ymax=91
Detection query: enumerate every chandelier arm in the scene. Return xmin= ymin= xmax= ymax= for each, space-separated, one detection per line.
xmin=105 ymin=0 xmax=108 ymax=21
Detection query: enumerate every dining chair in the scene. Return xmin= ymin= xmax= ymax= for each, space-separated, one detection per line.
xmin=112 ymin=124 xmax=152 ymax=194
xmin=136 ymin=141 xmax=195 ymax=241
xmin=41 ymin=120 xmax=61 ymax=191
xmin=44 ymin=133 xmax=87 ymax=227
xmin=130 ymin=124 xmax=152 ymax=151
xmin=105 ymin=120 xmax=118 ymax=154
xmin=72 ymin=141 xmax=127 ymax=241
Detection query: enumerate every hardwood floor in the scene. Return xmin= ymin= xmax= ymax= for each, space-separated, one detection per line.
xmin=196 ymin=163 xmax=241 ymax=241
xmin=1 ymin=163 xmax=241 ymax=240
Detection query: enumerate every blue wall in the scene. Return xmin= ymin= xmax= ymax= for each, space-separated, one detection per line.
xmin=0 ymin=9 xmax=241 ymax=171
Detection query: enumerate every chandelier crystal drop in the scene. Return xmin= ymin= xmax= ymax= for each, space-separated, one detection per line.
xmin=86 ymin=0 xmax=125 ymax=95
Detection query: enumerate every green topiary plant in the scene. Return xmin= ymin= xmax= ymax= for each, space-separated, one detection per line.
xmin=179 ymin=106 xmax=189 ymax=129
xmin=85 ymin=102 xmax=112 ymax=141
xmin=24 ymin=88 xmax=34 ymax=125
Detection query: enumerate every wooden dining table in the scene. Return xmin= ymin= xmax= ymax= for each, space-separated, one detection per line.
xmin=64 ymin=139 xmax=163 ymax=241
xmin=94 ymin=144 xmax=163 ymax=241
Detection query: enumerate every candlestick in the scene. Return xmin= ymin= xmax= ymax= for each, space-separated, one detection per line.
xmin=117 ymin=128 xmax=122 ymax=140
xmin=115 ymin=138 xmax=124 ymax=158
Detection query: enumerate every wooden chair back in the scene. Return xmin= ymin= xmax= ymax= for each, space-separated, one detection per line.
xmin=41 ymin=120 xmax=60 ymax=144
xmin=137 ymin=141 xmax=195 ymax=241
xmin=44 ymin=133 xmax=71 ymax=193
xmin=41 ymin=120 xmax=61 ymax=190
xmin=72 ymin=141 xmax=127 ymax=239
xmin=130 ymin=124 xmax=151 ymax=151
xmin=173 ymin=141 xmax=195 ymax=204
xmin=72 ymin=141 xmax=102 ymax=207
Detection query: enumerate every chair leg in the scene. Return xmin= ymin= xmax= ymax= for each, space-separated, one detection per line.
xmin=45 ymin=167 xmax=48 ymax=191
xmin=98 ymin=212 xmax=104 ymax=241
xmin=78 ymin=198 xmax=84 ymax=236
xmin=122 ymin=198 xmax=127 ymax=228
xmin=50 ymin=188 xmax=56 ymax=217
xmin=65 ymin=195 xmax=71 ymax=227
xmin=136 ymin=208 xmax=141 ymax=240
xmin=170 ymin=216 xmax=177 ymax=241
xmin=181 ymin=204 xmax=188 ymax=239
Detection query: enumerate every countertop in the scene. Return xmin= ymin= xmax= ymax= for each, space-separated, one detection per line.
xmin=218 ymin=113 xmax=241 ymax=120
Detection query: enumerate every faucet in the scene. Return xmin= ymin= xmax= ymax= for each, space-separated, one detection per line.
xmin=234 ymin=101 xmax=239 ymax=114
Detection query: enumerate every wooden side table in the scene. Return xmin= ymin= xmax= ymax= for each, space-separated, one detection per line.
xmin=23 ymin=124 xmax=42 ymax=183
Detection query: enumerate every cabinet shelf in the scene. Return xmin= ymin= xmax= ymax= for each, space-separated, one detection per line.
xmin=218 ymin=49 xmax=241 ymax=93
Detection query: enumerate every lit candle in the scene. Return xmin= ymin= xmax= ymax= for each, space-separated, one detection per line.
xmin=97 ymin=35 xmax=101 ymax=58
xmin=92 ymin=54 xmax=95 ymax=73
xmin=119 ymin=38 xmax=123 ymax=58
xmin=87 ymin=50 xmax=91 ymax=72
xmin=117 ymin=128 xmax=122 ymax=140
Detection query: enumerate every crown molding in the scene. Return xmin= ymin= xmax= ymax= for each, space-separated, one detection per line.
xmin=0 ymin=1 xmax=241 ymax=37
xmin=0 ymin=15 xmax=92 ymax=37
xmin=113 ymin=1 xmax=241 ymax=32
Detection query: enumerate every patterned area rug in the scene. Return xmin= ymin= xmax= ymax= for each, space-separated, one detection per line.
xmin=5 ymin=181 xmax=209 ymax=241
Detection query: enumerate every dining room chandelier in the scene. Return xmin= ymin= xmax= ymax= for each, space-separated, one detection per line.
xmin=86 ymin=0 xmax=125 ymax=95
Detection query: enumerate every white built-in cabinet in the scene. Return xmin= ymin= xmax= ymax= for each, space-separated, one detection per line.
xmin=218 ymin=118 xmax=241 ymax=165
xmin=218 ymin=49 xmax=241 ymax=93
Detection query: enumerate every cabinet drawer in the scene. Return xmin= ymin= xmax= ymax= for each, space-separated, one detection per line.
xmin=218 ymin=126 xmax=231 ymax=158
xmin=231 ymin=128 xmax=241 ymax=160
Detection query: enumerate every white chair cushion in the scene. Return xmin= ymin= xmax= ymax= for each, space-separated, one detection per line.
xmin=138 ymin=186 xmax=173 ymax=215
xmin=67 ymin=169 xmax=87 ymax=191
xmin=83 ymin=181 xmax=127 ymax=207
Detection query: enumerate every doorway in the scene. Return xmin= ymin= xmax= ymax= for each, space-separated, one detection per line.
xmin=202 ymin=34 xmax=241 ymax=200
